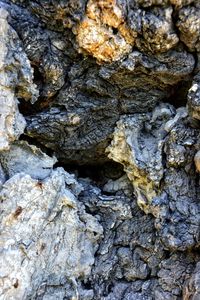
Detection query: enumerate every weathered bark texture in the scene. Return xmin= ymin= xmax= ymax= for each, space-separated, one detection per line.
xmin=0 ymin=0 xmax=200 ymax=299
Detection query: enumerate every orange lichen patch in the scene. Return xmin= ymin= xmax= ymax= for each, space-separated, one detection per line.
xmin=76 ymin=0 xmax=135 ymax=63
xmin=99 ymin=0 xmax=123 ymax=28
xmin=119 ymin=23 xmax=135 ymax=44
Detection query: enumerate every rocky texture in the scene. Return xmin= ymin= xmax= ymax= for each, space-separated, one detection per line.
xmin=107 ymin=103 xmax=176 ymax=208
xmin=76 ymin=0 xmax=134 ymax=63
xmin=177 ymin=2 xmax=200 ymax=52
xmin=0 ymin=7 xmax=37 ymax=151
xmin=0 ymin=162 xmax=103 ymax=299
xmin=183 ymin=262 xmax=200 ymax=300
xmin=79 ymin=178 xmax=200 ymax=299
xmin=0 ymin=0 xmax=195 ymax=164
xmin=24 ymin=49 xmax=195 ymax=164
xmin=0 ymin=0 xmax=200 ymax=299
xmin=107 ymin=104 xmax=200 ymax=251
xmin=188 ymin=72 xmax=200 ymax=120
xmin=0 ymin=140 xmax=57 ymax=180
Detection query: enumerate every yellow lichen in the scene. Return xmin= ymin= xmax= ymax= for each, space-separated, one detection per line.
xmin=106 ymin=120 xmax=161 ymax=213
xmin=76 ymin=0 xmax=135 ymax=63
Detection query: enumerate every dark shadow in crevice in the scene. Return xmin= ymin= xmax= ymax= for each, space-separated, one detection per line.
xmin=18 ymin=64 xmax=60 ymax=116
xmin=53 ymin=160 xmax=124 ymax=186
xmin=163 ymin=79 xmax=192 ymax=108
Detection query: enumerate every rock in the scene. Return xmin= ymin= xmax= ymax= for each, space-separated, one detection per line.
xmin=103 ymin=174 xmax=133 ymax=196
xmin=188 ymin=73 xmax=200 ymax=120
xmin=135 ymin=6 xmax=179 ymax=53
xmin=0 ymin=168 xmax=103 ymax=299
xmin=107 ymin=105 xmax=200 ymax=251
xmin=0 ymin=140 xmax=57 ymax=180
xmin=107 ymin=103 xmax=176 ymax=210
xmin=183 ymin=262 xmax=200 ymax=300
xmin=157 ymin=253 xmax=195 ymax=298
xmin=0 ymin=0 xmax=200 ymax=299
xmin=0 ymin=1 xmax=194 ymax=164
xmin=177 ymin=3 xmax=200 ymax=52
xmin=24 ymin=49 xmax=195 ymax=164
xmin=0 ymin=7 xmax=37 ymax=151
xmin=76 ymin=0 xmax=135 ymax=63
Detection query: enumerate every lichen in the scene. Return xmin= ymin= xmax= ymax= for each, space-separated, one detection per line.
xmin=76 ymin=0 xmax=135 ymax=63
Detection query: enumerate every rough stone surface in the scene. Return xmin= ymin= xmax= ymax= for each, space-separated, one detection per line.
xmin=0 ymin=168 xmax=103 ymax=299
xmin=24 ymin=49 xmax=195 ymax=164
xmin=0 ymin=7 xmax=37 ymax=151
xmin=0 ymin=0 xmax=196 ymax=164
xmin=107 ymin=104 xmax=200 ymax=251
xmin=177 ymin=3 xmax=200 ymax=52
xmin=107 ymin=103 xmax=176 ymax=208
xmin=0 ymin=0 xmax=200 ymax=299
xmin=76 ymin=0 xmax=135 ymax=63
xmin=0 ymin=140 xmax=57 ymax=180
xmin=183 ymin=262 xmax=200 ymax=300
xmin=188 ymin=72 xmax=200 ymax=120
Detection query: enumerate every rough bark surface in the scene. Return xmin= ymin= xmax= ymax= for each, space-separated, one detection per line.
xmin=0 ymin=0 xmax=200 ymax=299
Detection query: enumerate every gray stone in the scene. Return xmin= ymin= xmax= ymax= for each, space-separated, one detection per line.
xmin=0 ymin=140 xmax=57 ymax=180
xmin=0 ymin=7 xmax=37 ymax=151
xmin=0 ymin=168 xmax=103 ymax=299
xmin=0 ymin=0 xmax=200 ymax=299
